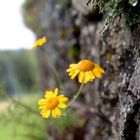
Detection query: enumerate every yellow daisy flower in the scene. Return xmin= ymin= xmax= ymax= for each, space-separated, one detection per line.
xmin=38 ymin=88 xmax=69 ymax=119
xmin=32 ymin=36 xmax=47 ymax=48
xmin=66 ymin=59 xmax=105 ymax=83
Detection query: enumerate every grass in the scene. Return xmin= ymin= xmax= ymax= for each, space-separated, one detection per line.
xmin=0 ymin=121 xmax=25 ymax=140
xmin=0 ymin=92 xmax=84 ymax=140
xmin=0 ymin=92 xmax=47 ymax=140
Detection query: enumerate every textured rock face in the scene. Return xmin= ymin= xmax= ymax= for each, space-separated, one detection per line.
xmin=23 ymin=0 xmax=140 ymax=139
xmin=72 ymin=0 xmax=92 ymax=15
xmin=23 ymin=0 xmax=76 ymax=93
xmin=128 ymin=59 xmax=140 ymax=99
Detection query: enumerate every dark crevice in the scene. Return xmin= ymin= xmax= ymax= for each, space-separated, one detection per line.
xmin=122 ymin=91 xmax=140 ymax=140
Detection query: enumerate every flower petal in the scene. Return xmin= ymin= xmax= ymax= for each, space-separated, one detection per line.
xmin=66 ymin=65 xmax=77 ymax=72
xmin=58 ymin=96 xmax=69 ymax=103
xmin=93 ymin=68 xmax=102 ymax=78
xmin=69 ymin=70 xmax=75 ymax=76
xmin=43 ymin=110 xmax=51 ymax=118
xmin=82 ymin=73 xmax=88 ymax=83
xmin=52 ymin=109 xmax=57 ymax=118
xmin=95 ymin=64 xmax=105 ymax=73
xmin=88 ymin=71 xmax=95 ymax=80
xmin=84 ymin=72 xmax=90 ymax=82
xmin=38 ymin=99 xmax=47 ymax=106
xmin=58 ymin=103 xmax=68 ymax=109
xmin=55 ymin=107 xmax=62 ymax=117
xmin=58 ymin=95 xmax=64 ymax=98
xmin=45 ymin=91 xmax=54 ymax=99
xmin=54 ymin=88 xmax=58 ymax=97
xmin=66 ymin=68 xmax=72 ymax=72
xmin=69 ymin=64 xmax=76 ymax=68
xmin=41 ymin=109 xmax=46 ymax=115
xmin=71 ymin=70 xmax=79 ymax=79
xmin=39 ymin=106 xmax=46 ymax=109
xmin=41 ymin=108 xmax=50 ymax=116
xmin=78 ymin=71 xmax=84 ymax=83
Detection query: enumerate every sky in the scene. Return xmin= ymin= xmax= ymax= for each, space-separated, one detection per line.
xmin=0 ymin=0 xmax=35 ymax=50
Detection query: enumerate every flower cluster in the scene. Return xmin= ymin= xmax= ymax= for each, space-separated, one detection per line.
xmin=33 ymin=38 xmax=105 ymax=119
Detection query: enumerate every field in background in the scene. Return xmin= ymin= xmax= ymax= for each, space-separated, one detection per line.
xmin=0 ymin=93 xmax=47 ymax=140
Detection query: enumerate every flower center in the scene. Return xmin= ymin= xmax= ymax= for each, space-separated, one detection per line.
xmin=77 ymin=60 xmax=95 ymax=71
xmin=46 ymin=97 xmax=59 ymax=110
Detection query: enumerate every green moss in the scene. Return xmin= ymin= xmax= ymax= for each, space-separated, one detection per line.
xmin=58 ymin=0 xmax=70 ymax=8
xmin=88 ymin=0 xmax=140 ymax=34
xmin=128 ymin=0 xmax=138 ymax=5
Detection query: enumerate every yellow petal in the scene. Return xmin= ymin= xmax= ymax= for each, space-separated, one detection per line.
xmin=84 ymin=72 xmax=90 ymax=82
xmin=82 ymin=72 xmax=89 ymax=83
xmin=38 ymin=37 xmax=46 ymax=46
xmin=66 ymin=68 xmax=72 ymax=72
xmin=45 ymin=91 xmax=54 ymax=99
xmin=69 ymin=63 xmax=76 ymax=68
xmin=42 ymin=37 xmax=47 ymax=42
xmin=88 ymin=71 xmax=95 ymax=80
xmin=71 ymin=70 xmax=79 ymax=79
xmin=93 ymin=68 xmax=102 ymax=78
xmin=39 ymin=106 xmax=46 ymax=109
xmin=55 ymin=107 xmax=62 ymax=117
xmin=43 ymin=110 xmax=51 ymax=118
xmin=95 ymin=64 xmax=105 ymax=73
xmin=38 ymin=41 xmax=42 ymax=46
xmin=78 ymin=71 xmax=84 ymax=83
xmin=58 ymin=103 xmax=68 ymax=109
xmin=38 ymin=99 xmax=47 ymax=106
xmin=58 ymin=96 xmax=69 ymax=103
xmin=41 ymin=109 xmax=46 ymax=115
xmin=54 ymin=88 xmax=58 ymax=97
xmin=58 ymin=95 xmax=64 ymax=98
xmin=52 ymin=109 xmax=57 ymax=118
xmin=69 ymin=70 xmax=75 ymax=76
xmin=66 ymin=65 xmax=77 ymax=72
xmin=40 ymin=109 xmax=50 ymax=118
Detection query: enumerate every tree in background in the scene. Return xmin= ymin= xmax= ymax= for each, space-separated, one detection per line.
xmin=0 ymin=50 xmax=39 ymax=96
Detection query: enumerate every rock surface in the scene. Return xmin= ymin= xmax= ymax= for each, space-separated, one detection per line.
xmin=23 ymin=0 xmax=140 ymax=139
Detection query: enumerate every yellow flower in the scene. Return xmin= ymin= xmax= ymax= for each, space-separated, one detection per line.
xmin=32 ymin=36 xmax=47 ymax=48
xmin=38 ymin=88 xmax=69 ymax=119
xmin=66 ymin=59 xmax=105 ymax=83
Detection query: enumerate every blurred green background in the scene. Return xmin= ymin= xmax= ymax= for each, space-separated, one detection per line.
xmin=0 ymin=50 xmax=42 ymax=140
xmin=0 ymin=50 xmax=82 ymax=140
xmin=0 ymin=50 xmax=39 ymax=97
xmin=0 ymin=0 xmax=83 ymax=138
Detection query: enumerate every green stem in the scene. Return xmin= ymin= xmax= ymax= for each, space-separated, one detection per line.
xmin=69 ymin=83 xmax=84 ymax=106
xmin=41 ymin=47 xmax=63 ymax=90
xmin=7 ymin=94 xmax=40 ymax=117
xmin=47 ymin=56 xmax=63 ymax=89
